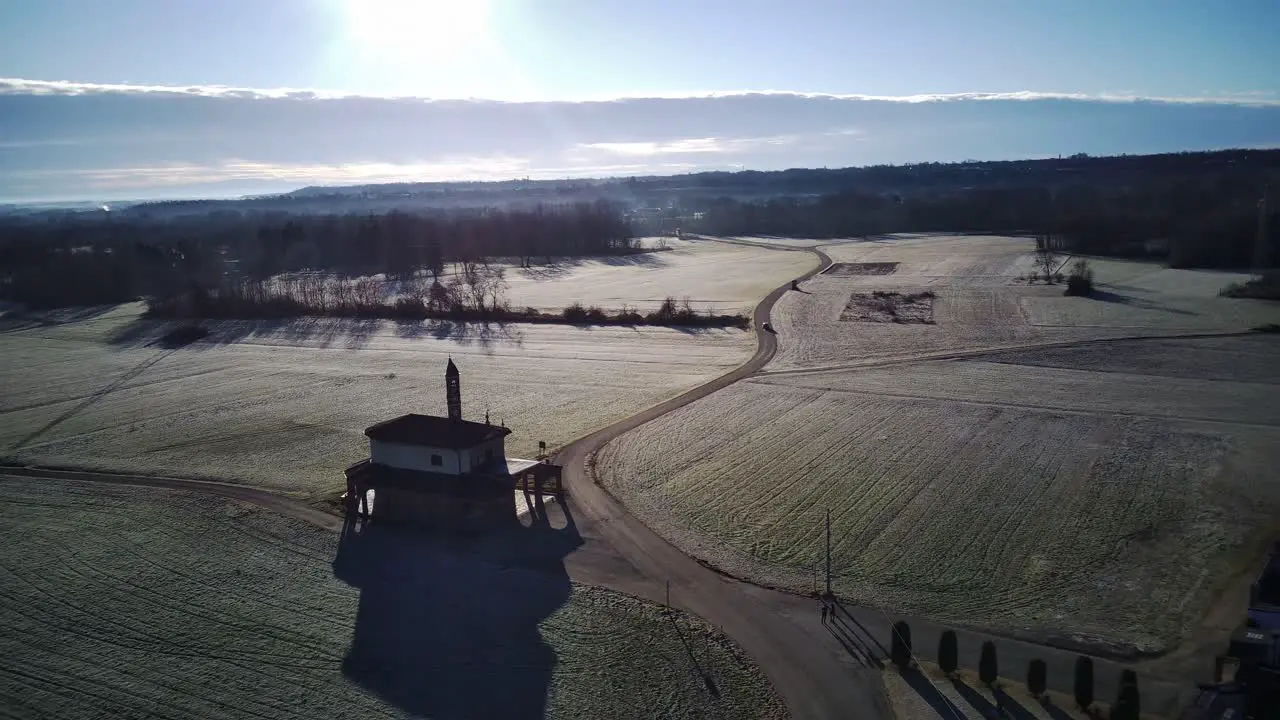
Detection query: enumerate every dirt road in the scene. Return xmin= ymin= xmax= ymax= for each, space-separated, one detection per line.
xmin=7 ymin=239 xmax=1203 ymax=718
xmin=548 ymin=246 xmax=903 ymax=719
xmin=548 ymin=242 xmax=1196 ymax=717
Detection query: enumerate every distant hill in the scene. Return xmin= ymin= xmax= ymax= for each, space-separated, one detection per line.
xmin=7 ymin=148 xmax=1278 ymax=220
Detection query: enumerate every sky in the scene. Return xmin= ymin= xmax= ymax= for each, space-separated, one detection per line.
xmin=1 ymin=0 xmax=1278 ymax=201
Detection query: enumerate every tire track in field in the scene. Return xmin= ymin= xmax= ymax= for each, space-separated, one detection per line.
xmin=7 ymin=531 xmax=345 ymax=667
xmin=10 ymin=349 xmax=175 ymax=451
xmin=752 ymin=376 xmax=1280 ymax=430
xmin=0 ymin=601 xmax=288 ymax=720
xmin=857 ymin=407 xmax=999 ymax=586
xmin=0 ymin=484 xmax=401 ymax=720
xmin=0 ymin=467 xmax=343 ymax=532
xmin=757 ymin=329 xmax=1262 ymax=379
xmin=8 ymin=375 xmax=342 ymax=455
xmin=829 ymin=406 xmax=937 ymax=574
xmin=979 ymin=424 xmax=1077 ymax=607
xmin=0 ymin=364 xmax=226 ymax=414
xmin=95 ymin=519 xmax=350 ymax=632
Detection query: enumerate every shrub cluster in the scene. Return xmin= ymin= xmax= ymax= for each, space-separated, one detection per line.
xmin=1222 ymin=271 xmax=1280 ymax=300
xmin=1064 ymin=259 xmax=1096 ymax=296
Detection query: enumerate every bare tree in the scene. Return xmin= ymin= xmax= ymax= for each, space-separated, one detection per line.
xmin=427 ymin=279 xmax=455 ymax=313
xmin=352 ymin=277 xmax=383 ymax=311
xmin=444 ymin=275 xmax=467 ymax=313
xmin=401 ymin=277 xmax=427 ymax=304
xmin=1034 ymin=234 xmax=1059 ymax=284
xmin=483 ymin=265 xmax=508 ymax=312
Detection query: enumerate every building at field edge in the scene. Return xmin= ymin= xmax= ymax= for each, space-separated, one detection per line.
xmin=344 ymin=358 xmax=562 ymax=532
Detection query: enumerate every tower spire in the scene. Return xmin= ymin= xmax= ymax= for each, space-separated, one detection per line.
xmin=445 ymin=357 xmax=462 ymax=422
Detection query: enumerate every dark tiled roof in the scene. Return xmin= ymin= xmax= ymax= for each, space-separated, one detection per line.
xmin=364 ymin=413 xmax=511 ymax=449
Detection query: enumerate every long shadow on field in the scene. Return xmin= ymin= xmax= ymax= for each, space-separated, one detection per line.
xmin=901 ymin=668 xmax=965 ymax=718
xmin=393 ymin=318 xmax=526 ymax=350
xmin=1090 ymin=288 xmax=1197 ymax=316
xmin=830 ymin=599 xmax=892 ymax=662
xmin=332 ymin=493 xmax=580 ymax=720
xmin=992 ymin=687 xmax=1040 ymax=720
xmin=105 ymin=316 xmax=384 ymax=350
xmin=826 ymin=615 xmax=883 ymax=668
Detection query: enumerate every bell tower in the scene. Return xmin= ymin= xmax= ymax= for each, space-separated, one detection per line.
xmin=445 ymin=358 xmax=462 ymax=422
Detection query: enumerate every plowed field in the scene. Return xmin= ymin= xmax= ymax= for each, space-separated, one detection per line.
xmin=598 ymin=231 xmax=1280 ymax=656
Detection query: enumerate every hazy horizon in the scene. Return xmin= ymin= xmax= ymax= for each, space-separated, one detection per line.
xmin=3 ymin=0 xmax=1277 ymax=202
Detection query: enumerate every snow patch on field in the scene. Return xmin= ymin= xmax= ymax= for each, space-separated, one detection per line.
xmin=501 ymin=237 xmax=813 ymax=313
xmin=729 ymin=236 xmax=864 ymax=248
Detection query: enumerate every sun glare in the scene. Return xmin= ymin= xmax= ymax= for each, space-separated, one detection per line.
xmin=343 ymin=0 xmax=492 ymax=65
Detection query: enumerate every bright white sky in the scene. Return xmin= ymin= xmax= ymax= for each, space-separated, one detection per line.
xmin=2 ymin=0 xmax=1277 ymax=101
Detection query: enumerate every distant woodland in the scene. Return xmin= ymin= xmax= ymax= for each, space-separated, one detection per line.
xmin=678 ymin=149 xmax=1279 ymax=269
xmin=2 ymin=149 xmax=1277 ymax=311
xmin=0 ymin=202 xmax=633 ymax=309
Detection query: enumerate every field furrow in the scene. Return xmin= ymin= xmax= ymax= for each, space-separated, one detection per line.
xmin=0 ymin=477 xmax=785 ymax=720
xmin=598 ymin=328 xmax=1280 ymax=653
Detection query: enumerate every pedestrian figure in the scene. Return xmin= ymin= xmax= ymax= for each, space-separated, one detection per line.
xmin=821 ymin=604 xmax=828 ymax=623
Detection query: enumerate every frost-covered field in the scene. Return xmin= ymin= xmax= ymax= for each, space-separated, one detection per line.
xmin=0 ymin=478 xmax=783 ymax=720
xmin=726 ymin=236 xmax=862 ymax=249
xmin=597 ymin=233 xmax=1280 ymax=653
xmin=502 ymin=237 xmax=815 ymax=313
xmin=598 ymin=335 xmax=1280 ymax=652
xmin=770 ymin=234 xmax=1278 ymax=371
xmin=0 ymin=306 xmax=752 ymax=495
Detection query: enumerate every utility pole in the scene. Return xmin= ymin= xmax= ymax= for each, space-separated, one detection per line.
xmin=825 ymin=509 xmax=832 ymax=597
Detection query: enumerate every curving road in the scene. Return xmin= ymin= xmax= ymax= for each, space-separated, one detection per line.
xmin=6 ymin=238 xmax=1201 ymax=718
xmin=547 ymin=245 xmax=901 ymax=719
xmin=548 ymin=237 xmax=1193 ymax=718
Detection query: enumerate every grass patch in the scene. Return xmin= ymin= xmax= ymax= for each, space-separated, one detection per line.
xmin=841 ymin=290 xmax=936 ymax=323
xmin=823 ymin=262 xmax=900 ymax=276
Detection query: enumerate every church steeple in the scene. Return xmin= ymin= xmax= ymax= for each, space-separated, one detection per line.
xmin=445 ymin=358 xmax=462 ymax=422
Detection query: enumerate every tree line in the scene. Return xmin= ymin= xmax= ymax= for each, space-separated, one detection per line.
xmin=0 ymin=201 xmax=634 ymax=309
xmin=686 ymin=174 xmax=1277 ymax=269
xmin=5 ymin=149 xmax=1276 ymax=311
xmin=124 ymin=149 xmax=1280 ymax=218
